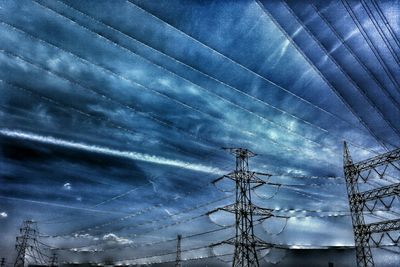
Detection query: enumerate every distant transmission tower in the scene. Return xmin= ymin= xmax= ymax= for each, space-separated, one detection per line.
xmin=344 ymin=142 xmax=400 ymax=267
xmin=49 ymin=253 xmax=58 ymax=267
xmin=1 ymin=258 xmax=5 ymax=267
xmin=175 ymin=234 xmax=182 ymax=267
xmin=14 ymin=220 xmax=47 ymax=267
xmin=208 ymin=148 xmax=273 ymax=267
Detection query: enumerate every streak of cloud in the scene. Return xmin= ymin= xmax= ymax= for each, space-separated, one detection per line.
xmin=0 ymin=128 xmax=223 ymax=174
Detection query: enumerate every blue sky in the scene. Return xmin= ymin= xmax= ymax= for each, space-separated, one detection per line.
xmin=0 ymin=0 xmax=399 ymax=266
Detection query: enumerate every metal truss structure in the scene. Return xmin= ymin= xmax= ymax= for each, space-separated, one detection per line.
xmin=14 ymin=220 xmax=47 ymax=267
xmin=49 ymin=252 xmax=58 ymax=267
xmin=175 ymin=234 xmax=182 ymax=267
xmin=343 ymin=142 xmax=400 ymax=267
xmin=208 ymin=148 xmax=273 ymax=267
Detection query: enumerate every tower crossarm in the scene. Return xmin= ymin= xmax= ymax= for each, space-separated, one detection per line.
xmin=222 ymin=147 xmax=257 ymax=158
xmin=212 ymin=171 xmax=268 ymax=190
xmin=211 ymin=236 xmax=272 ymax=249
xmin=360 ymin=183 xmax=400 ymax=202
xmin=353 ymin=148 xmax=400 ymax=172
xmin=207 ymin=203 xmax=236 ymax=215
xmin=207 ymin=204 xmax=273 ymax=218
xmin=366 ymin=218 xmax=400 ymax=234
xmin=252 ymin=206 xmax=274 ymax=219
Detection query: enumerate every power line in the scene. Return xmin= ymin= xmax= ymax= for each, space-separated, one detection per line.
xmin=42 ymin=0 xmax=390 ymax=159
xmin=125 ymin=0 xmax=375 ymax=137
xmin=29 ymin=0 xmax=386 ymax=167
xmin=340 ymin=0 xmax=400 ymax=94
xmin=360 ymin=0 xmax=400 ymax=64
xmin=281 ymin=0 xmax=400 ymax=141
xmin=255 ymin=0 xmax=393 ymax=151
xmin=40 ymin=0 xmax=351 ymax=158
xmin=311 ymin=3 xmax=400 ymax=109
xmin=369 ymin=0 xmax=400 ymax=50
xmin=41 ymin=192 xmax=232 ymax=238
xmin=0 ymin=21 xmax=230 ymax=161
xmin=28 ymin=1 xmax=294 ymax=154
xmin=38 ymin=162 xmax=225 ymax=225
xmin=1 ymin=9 xmax=387 ymax=168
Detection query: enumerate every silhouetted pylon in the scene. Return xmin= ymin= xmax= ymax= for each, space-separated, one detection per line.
xmin=175 ymin=234 xmax=182 ymax=267
xmin=208 ymin=148 xmax=273 ymax=267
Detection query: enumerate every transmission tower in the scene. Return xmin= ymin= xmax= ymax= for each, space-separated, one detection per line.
xmin=343 ymin=142 xmax=400 ymax=267
xmin=1 ymin=258 xmax=5 ymax=267
xmin=14 ymin=220 xmax=48 ymax=267
xmin=49 ymin=253 xmax=58 ymax=267
xmin=208 ymin=148 xmax=273 ymax=267
xmin=175 ymin=234 xmax=182 ymax=267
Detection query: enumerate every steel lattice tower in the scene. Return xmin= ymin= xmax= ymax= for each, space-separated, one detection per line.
xmin=175 ymin=234 xmax=182 ymax=267
xmin=1 ymin=258 xmax=5 ymax=267
xmin=14 ymin=220 xmax=34 ymax=267
xmin=14 ymin=220 xmax=46 ymax=267
xmin=343 ymin=142 xmax=400 ymax=267
xmin=209 ymin=148 xmax=273 ymax=267
xmin=49 ymin=253 xmax=58 ymax=267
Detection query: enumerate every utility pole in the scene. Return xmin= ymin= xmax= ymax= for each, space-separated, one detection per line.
xmin=175 ymin=234 xmax=182 ymax=267
xmin=208 ymin=148 xmax=273 ymax=267
xmin=343 ymin=142 xmax=400 ymax=267
xmin=14 ymin=220 xmax=46 ymax=267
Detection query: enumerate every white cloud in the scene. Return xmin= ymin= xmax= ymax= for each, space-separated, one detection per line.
xmin=0 ymin=129 xmax=223 ymax=174
xmin=0 ymin=212 xmax=7 ymax=218
xmin=103 ymin=233 xmax=133 ymax=245
xmin=149 ymin=180 xmax=157 ymax=192
xmin=63 ymin=182 xmax=72 ymax=190
xmin=164 ymin=208 xmax=173 ymax=216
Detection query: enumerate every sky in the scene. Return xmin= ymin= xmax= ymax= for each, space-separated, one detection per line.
xmin=0 ymin=0 xmax=399 ymax=266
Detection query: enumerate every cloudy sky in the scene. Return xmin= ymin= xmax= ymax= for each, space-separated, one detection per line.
xmin=0 ymin=0 xmax=399 ymax=266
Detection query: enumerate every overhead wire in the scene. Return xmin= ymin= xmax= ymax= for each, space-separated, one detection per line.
xmin=15 ymin=0 xmax=351 ymax=170
xmin=255 ymin=0 xmax=394 ymax=151
xmin=126 ymin=0 xmax=400 ymax=154
xmin=38 ymin=160 xmax=226 ymax=224
xmin=282 ymin=0 xmax=400 ymax=141
xmin=31 ymin=0 xmax=298 ymax=152
xmin=0 ymin=22 xmax=232 ymax=162
xmin=311 ymin=3 xmax=400 ymax=108
xmin=124 ymin=0 xmax=376 ymax=137
xmin=54 ymin=0 xmax=391 ymax=160
xmin=0 ymin=0 xmax=388 ymax=174
xmin=0 ymin=48 xmax=221 ymax=157
xmin=41 ymin=192 xmax=233 ymax=238
xmin=50 ymin=226 xmax=233 ymax=252
xmin=370 ymin=0 xmax=400 ymax=50
xmin=340 ymin=0 xmax=400 ymax=94
xmin=30 ymin=1 xmax=390 ymax=172
xmin=50 ymin=0 xmax=344 ymax=154
xmin=360 ymin=0 xmax=400 ymax=64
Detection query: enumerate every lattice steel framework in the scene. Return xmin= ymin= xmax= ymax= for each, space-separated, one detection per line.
xmin=14 ymin=220 xmax=47 ymax=267
xmin=49 ymin=253 xmax=58 ymax=267
xmin=175 ymin=234 xmax=182 ymax=267
xmin=343 ymin=142 xmax=400 ymax=267
xmin=208 ymin=148 xmax=272 ymax=267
